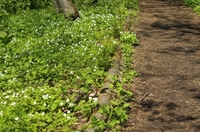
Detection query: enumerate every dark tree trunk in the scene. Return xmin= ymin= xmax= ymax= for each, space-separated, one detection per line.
xmin=53 ymin=0 xmax=80 ymax=20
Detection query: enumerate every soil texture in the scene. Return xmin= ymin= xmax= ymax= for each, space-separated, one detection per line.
xmin=122 ymin=0 xmax=200 ymax=132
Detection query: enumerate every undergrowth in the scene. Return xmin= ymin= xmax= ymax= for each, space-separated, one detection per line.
xmin=0 ymin=0 xmax=139 ymax=131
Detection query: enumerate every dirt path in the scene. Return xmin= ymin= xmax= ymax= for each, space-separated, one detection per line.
xmin=122 ymin=0 xmax=200 ymax=132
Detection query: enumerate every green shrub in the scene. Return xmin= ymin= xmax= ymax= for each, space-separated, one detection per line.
xmin=184 ymin=0 xmax=200 ymax=16
xmin=184 ymin=0 xmax=200 ymax=8
xmin=194 ymin=5 xmax=200 ymax=15
xmin=0 ymin=0 xmax=51 ymax=14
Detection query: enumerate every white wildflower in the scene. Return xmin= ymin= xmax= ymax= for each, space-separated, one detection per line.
xmin=12 ymin=92 xmax=19 ymax=98
xmin=42 ymin=94 xmax=49 ymax=100
xmin=3 ymin=101 xmax=7 ymax=105
xmin=7 ymin=90 xmax=11 ymax=93
xmin=28 ymin=113 xmax=33 ymax=117
xmin=66 ymin=116 xmax=71 ymax=120
xmin=41 ymin=112 xmax=45 ymax=116
xmin=93 ymin=97 xmax=98 ymax=102
xmin=21 ymin=90 xmax=25 ymax=94
xmin=67 ymin=110 xmax=71 ymax=114
xmin=66 ymin=98 xmax=70 ymax=103
xmin=10 ymin=102 xmax=16 ymax=106
xmin=63 ymin=113 xmax=67 ymax=117
xmin=0 ymin=72 xmax=4 ymax=77
xmin=0 ymin=111 xmax=3 ymax=116
xmin=89 ymin=97 xmax=92 ymax=100
xmin=89 ymin=97 xmax=98 ymax=102
xmin=69 ymin=103 xmax=74 ymax=107
xmin=15 ymin=117 xmax=19 ymax=121
xmin=60 ymin=102 xmax=64 ymax=106
xmin=5 ymin=95 xmax=9 ymax=99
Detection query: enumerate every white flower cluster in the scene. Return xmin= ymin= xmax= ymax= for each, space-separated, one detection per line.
xmin=42 ymin=94 xmax=50 ymax=100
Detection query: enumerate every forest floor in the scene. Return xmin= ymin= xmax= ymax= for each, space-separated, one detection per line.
xmin=122 ymin=0 xmax=200 ymax=132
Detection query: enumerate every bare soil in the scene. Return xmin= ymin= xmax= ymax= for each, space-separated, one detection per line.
xmin=122 ymin=0 xmax=200 ymax=132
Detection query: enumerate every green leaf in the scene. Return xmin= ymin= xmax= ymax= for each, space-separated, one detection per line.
xmin=86 ymin=78 xmax=94 ymax=85
xmin=123 ymin=103 xmax=130 ymax=108
xmin=0 ymin=31 xmax=7 ymax=38
xmin=107 ymin=119 xmax=120 ymax=128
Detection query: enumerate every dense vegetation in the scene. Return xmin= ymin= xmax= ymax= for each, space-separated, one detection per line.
xmin=0 ymin=0 xmax=139 ymax=131
xmin=184 ymin=0 xmax=200 ymax=15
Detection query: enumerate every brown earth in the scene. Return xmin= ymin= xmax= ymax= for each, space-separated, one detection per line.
xmin=122 ymin=0 xmax=200 ymax=132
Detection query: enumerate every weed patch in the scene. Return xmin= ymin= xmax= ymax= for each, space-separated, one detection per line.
xmin=0 ymin=0 xmax=139 ymax=131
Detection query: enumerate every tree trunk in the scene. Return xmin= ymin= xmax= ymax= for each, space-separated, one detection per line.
xmin=53 ymin=0 xmax=80 ymax=20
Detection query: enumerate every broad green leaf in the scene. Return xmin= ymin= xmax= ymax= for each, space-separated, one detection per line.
xmin=0 ymin=31 xmax=7 ymax=38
